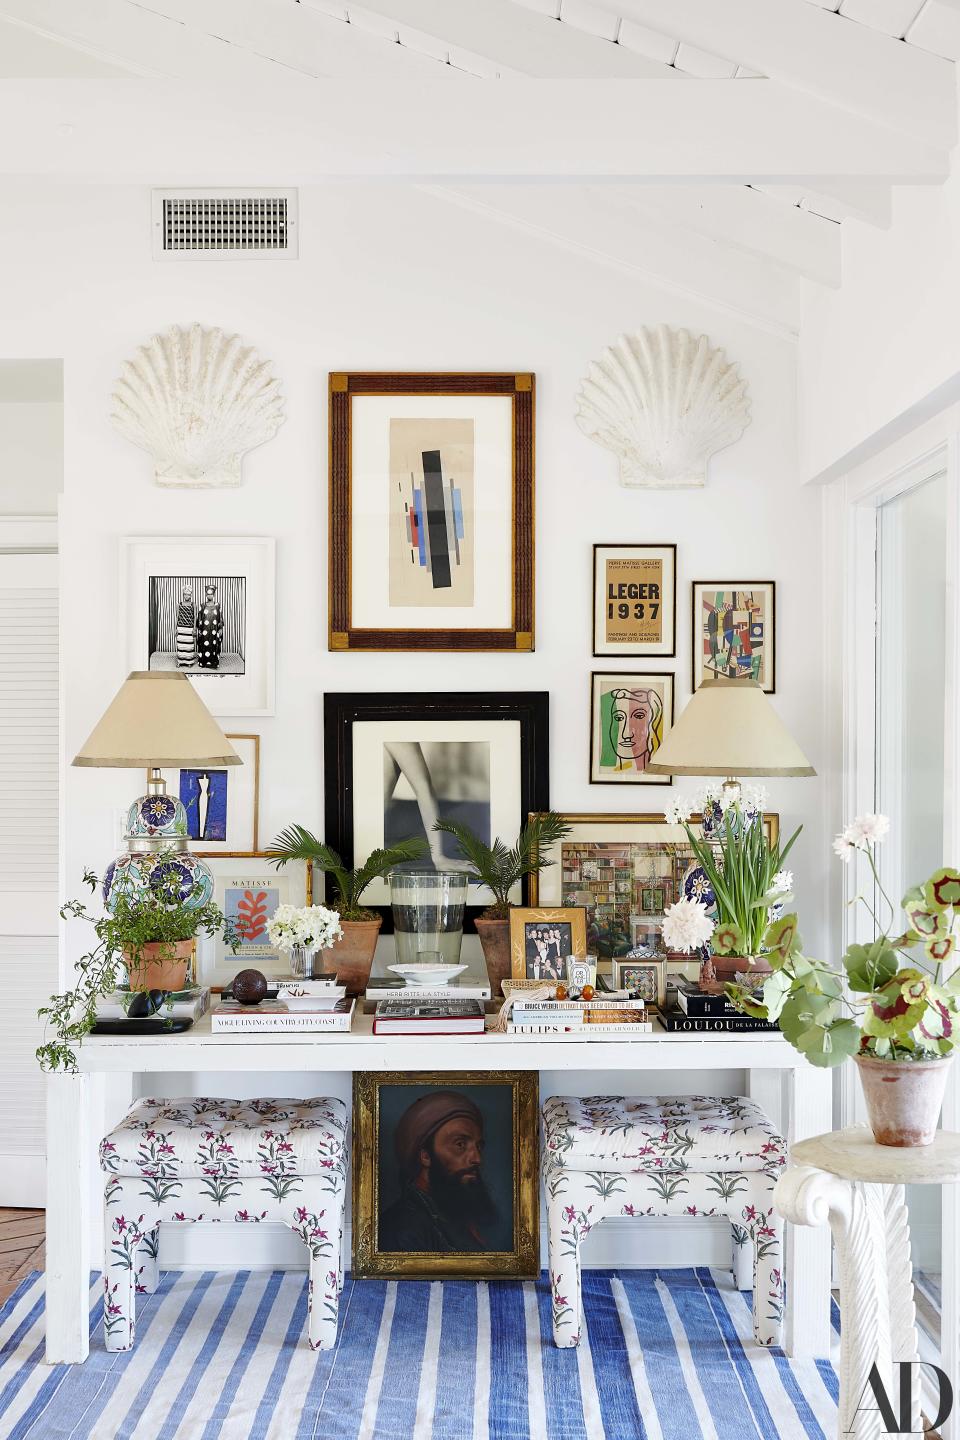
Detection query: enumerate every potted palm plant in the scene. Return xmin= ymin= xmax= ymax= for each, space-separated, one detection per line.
xmin=432 ymin=812 xmax=573 ymax=993
xmin=727 ymin=815 xmax=960 ymax=1147
xmin=268 ymin=826 xmax=427 ymax=992
xmin=38 ymin=858 xmax=235 ymax=1071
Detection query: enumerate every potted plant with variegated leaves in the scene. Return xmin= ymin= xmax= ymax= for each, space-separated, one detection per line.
xmin=727 ymin=813 xmax=960 ymax=1146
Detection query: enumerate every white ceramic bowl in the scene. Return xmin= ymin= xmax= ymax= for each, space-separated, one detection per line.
xmin=387 ymin=963 xmax=469 ymax=986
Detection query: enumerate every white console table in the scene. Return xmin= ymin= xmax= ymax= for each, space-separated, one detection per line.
xmin=45 ymin=1016 xmax=833 ymax=1364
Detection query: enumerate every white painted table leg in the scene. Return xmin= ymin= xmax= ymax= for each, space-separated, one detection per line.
xmin=782 ymin=1064 xmax=833 ymax=1358
xmin=882 ymin=1183 xmax=921 ymax=1435
xmin=45 ymin=1072 xmax=92 ymax=1363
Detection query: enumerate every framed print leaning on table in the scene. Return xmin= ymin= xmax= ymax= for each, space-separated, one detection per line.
xmin=328 ymin=372 xmax=535 ymax=651
xmin=529 ymin=813 xmax=779 ymax=964
xmin=352 ymin=1071 xmax=539 ymax=1279
xmin=324 ymin=691 xmax=549 ymax=931
xmin=196 ymin=853 xmax=313 ymax=986
xmin=509 ymin=906 xmax=587 ymax=981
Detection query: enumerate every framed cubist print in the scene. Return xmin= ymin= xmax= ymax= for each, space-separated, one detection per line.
xmin=692 ymin=581 xmax=775 ymax=693
xmin=530 ymin=813 xmax=778 ymax=963
xmin=592 ymin=543 xmax=676 ymax=657
xmin=352 ymin=1071 xmax=539 ymax=1278
xmin=324 ymin=692 xmax=549 ymax=930
xmin=150 ymin=734 xmax=260 ymax=855
xmin=328 ymin=372 xmax=535 ymax=651
xmin=121 ymin=536 xmax=276 ymax=714
xmin=589 ymin=671 xmax=674 ymax=786
xmin=197 ymin=854 xmax=313 ymax=987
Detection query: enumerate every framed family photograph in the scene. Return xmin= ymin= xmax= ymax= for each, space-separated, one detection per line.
xmin=352 ymin=1071 xmax=539 ymax=1278
xmin=613 ymin=957 xmax=667 ymax=1008
xmin=328 ymin=372 xmax=535 ymax=651
xmin=509 ymin=906 xmax=587 ymax=981
xmin=529 ymin=812 xmax=779 ymax=962
xmin=592 ymin=543 xmax=676 ymax=657
xmin=693 ymin=581 xmax=776 ymax=693
xmin=589 ymin=671 xmax=674 ymax=786
xmin=324 ymin=691 xmax=549 ymax=928
xmin=197 ymin=853 xmax=313 ymax=986
xmin=121 ymin=536 xmax=276 ymax=714
xmin=150 ymin=733 xmax=260 ymax=855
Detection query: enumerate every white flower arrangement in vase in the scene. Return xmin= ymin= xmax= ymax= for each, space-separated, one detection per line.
xmin=267 ymin=903 xmax=343 ymax=977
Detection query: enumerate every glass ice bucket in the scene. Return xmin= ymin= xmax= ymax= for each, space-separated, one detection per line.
xmin=388 ymin=869 xmax=469 ymax=966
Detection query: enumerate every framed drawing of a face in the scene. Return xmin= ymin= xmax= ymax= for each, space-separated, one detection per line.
xmin=324 ymin=692 xmax=549 ymax=930
xmin=589 ymin=672 xmax=674 ymax=785
xmin=121 ymin=536 xmax=275 ymax=714
xmin=328 ymin=372 xmax=535 ymax=651
xmin=692 ymin=581 xmax=775 ymax=693
xmin=592 ymin=543 xmax=676 ymax=657
xmin=352 ymin=1071 xmax=539 ymax=1278
xmin=150 ymin=733 xmax=260 ymax=854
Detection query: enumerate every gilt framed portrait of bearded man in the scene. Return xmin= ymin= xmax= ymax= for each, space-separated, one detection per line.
xmin=352 ymin=1072 xmax=539 ymax=1278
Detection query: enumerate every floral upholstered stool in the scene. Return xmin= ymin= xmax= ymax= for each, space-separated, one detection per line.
xmin=99 ymin=1096 xmax=348 ymax=1352
xmin=541 ymin=1094 xmax=785 ymax=1348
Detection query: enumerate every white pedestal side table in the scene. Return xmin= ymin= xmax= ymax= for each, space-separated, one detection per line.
xmin=776 ymin=1125 xmax=960 ymax=1439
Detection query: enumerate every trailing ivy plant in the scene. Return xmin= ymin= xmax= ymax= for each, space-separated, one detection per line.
xmin=728 ymin=816 xmax=960 ymax=1067
xmin=268 ymin=827 xmax=428 ymax=920
xmin=37 ymin=856 xmax=235 ymax=1073
xmin=432 ymin=812 xmax=573 ymax=919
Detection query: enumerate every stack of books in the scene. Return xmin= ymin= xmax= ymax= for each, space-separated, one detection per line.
xmin=211 ymin=991 xmax=355 ymax=1032
xmin=660 ymin=975 xmax=777 ymax=1033
xmin=506 ymin=995 xmax=652 ymax=1036
xmin=372 ymin=999 xmax=486 ymax=1034
xmin=96 ymin=986 xmax=210 ymax=1023
xmin=365 ymin=976 xmax=491 ymax=1003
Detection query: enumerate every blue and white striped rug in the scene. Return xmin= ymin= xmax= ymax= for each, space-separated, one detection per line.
xmin=0 ymin=1269 xmax=839 ymax=1440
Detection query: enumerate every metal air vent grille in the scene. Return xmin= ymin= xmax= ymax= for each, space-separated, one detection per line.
xmin=152 ymin=189 xmax=299 ymax=261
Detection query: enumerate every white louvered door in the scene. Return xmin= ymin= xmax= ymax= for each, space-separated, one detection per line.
xmin=0 ymin=551 xmax=58 ymax=1205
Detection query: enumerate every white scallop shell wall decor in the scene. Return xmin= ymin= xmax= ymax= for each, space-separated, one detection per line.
xmin=110 ymin=323 xmax=286 ymax=488
xmin=575 ymin=325 xmax=751 ymax=489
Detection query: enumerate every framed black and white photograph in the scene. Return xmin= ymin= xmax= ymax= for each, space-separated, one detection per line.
xmin=121 ymin=537 xmax=275 ymax=714
xmin=150 ymin=733 xmax=260 ymax=855
xmin=324 ymin=692 xmax=549 ymax=929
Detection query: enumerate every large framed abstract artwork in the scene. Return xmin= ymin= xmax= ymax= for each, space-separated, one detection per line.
xmin=352 ymin=1070 xmax=539 ymax=1278
xmin=592 ymin=543 xmax=676 ymax=657
xmin=324 ymin=692 xmax=549 ymax=930
xmin=150 ymin=734 xmax=260 ymax=855
xmin=328 ymin=372 xmax=535 ymax=651
xmin=121 ymin=536 xmax=276 ymax=714
xmin=692 ymin=581 xmax=776 ymax=693
xmin=589 ymin=671 xmax=674 ymax=786
xmin=529 ymin=813 xmax=779 ymax=963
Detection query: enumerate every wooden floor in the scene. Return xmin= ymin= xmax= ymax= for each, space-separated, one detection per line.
xmin=0 ymin=1208 xmax=44 ymax=1306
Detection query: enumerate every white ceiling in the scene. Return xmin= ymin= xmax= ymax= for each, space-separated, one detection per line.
xmin=0 ymin=0 xmax=955 ymax=335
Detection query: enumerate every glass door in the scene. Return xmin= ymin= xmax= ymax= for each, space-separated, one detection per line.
xmin=875 ymin=463 xmax=949 ymax=1352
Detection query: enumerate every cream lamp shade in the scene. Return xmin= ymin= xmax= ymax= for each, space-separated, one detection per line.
xmin=72 ymin=671 xmax=241 ymax=768
xmin=645 ymin=677 xmax=815 ymax=778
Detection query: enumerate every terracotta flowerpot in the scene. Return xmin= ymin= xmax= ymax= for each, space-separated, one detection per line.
xmin=330 ymin=917 xmax=383 ymax=994
xmin=709 ymin=953 xmax=773 ymax=984
xmin=855 ymin=1053 xmax=953 ymax=1147
xmin=124 ymin=938 xmax=194 ymax=993
xmin=475 ymin=916 xmax=512 ymax=998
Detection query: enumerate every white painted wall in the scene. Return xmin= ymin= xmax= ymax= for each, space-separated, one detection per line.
xmin=0 ymin=180 xmax=828 ymax=1266
xmin=0 ymin=401 xmax=63 ymax=514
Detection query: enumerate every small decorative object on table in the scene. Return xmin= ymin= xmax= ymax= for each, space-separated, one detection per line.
xmin=432 ymin=813 xmax=573 ymax=998
xmin=268 ymin=825 xmax=427 ymax=993
xmin=37 ymin=857 xmax=238 ymax=1071
xmin=387 ymin=961 xmax=469 ymax=987
xmin=266 ymin=902 xmax=343 ymax=979
xmin=729 ymin=816 xmax=960 ymax=1147
xmin=612 ymin=956 xmax=666 ymax=1008
xmin=231 ymin=967 xmax=268 ymax=1006
xmin=565 ymin=956 xmax=596 ymax=991
xmin=388 ymin=870 xmax=469 ymax=967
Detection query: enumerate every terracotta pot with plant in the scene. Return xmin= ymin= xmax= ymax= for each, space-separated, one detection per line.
xmin=269 ymin=827 xmax=427 ymax=993
xmin=727 ymin=814 xmax=960 ymax=1147
xmin=37 ymin=857 xmax=236 ymax=1072
xmin=432 ymin=812 xmax=573 ymax=995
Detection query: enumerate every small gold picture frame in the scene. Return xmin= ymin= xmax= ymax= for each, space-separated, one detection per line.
xmin=612 ymin=957 xmax=667 ymax=1008
xmin=508 ymin=906 xmax=588 ymax=981
xmin=352 ymin=1071 xmax=539 ymax=1279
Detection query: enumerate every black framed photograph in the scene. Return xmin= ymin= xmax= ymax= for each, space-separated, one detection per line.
xmin=352 ymin=1071 xmax=539 ymax=1278
xmin=324 ymin=692 xmax=549 ymax=931
xmin=592 ymin=543 xmax=676 ymax=658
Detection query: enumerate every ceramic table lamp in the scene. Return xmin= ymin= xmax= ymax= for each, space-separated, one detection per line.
xmin=645 ymin=676 xmax=815 ymax=793
xmin=72 ymin=671 xmax=241 ymax=910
